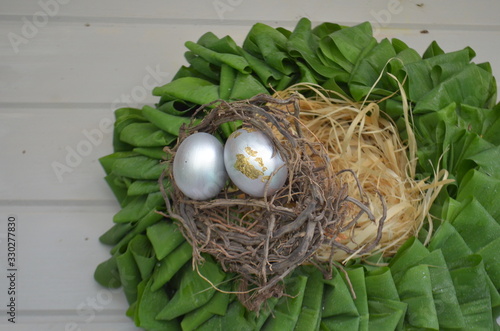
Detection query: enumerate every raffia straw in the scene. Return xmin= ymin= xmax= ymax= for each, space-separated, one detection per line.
xmin=275 ymin=82 xmax=452 ymax=263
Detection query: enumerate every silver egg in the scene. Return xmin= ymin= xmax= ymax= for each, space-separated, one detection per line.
xmin=224 ymin=128 xmax=288 ymax=197
xmin=173 ymin=132 xmax=228 ymax=200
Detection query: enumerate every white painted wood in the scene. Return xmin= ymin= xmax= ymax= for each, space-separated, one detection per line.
xmin=1 ymin=0 xmax=499 ymax=28
xmin=1 ymin=22 xmax=499 ymax=105
xmin=0 ymin=106 xmax=116 ymax=201
xmin=5 ymin=322 xmax=141 ymax=331
xmin=1 ymin=0 xmax=499 ymax=329
xmin=3 ymin=207 xmax=117 ymax=312
xmin=0 ymin=206 xmax=132 ymax=329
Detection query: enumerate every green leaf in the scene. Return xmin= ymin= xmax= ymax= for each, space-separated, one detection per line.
xmin=111 ymin=155 xmax=166 ymax=180
xmin=197 ymin=301 xmax=254 ymax=331
xmin=102 ymin=173 xmax=129 ymax=206
xmin=312 ymin=21 xmax=342 ymax=38
xmin=457 ymin=169 xmax=500 ymax=221
xmin=318 ymin=21 xmax=374 ymax=75
xmin=120 ymin=122 xmax=176 ymax=147
xmin=322 ymin=268 xmax=359 ymax=318
xmin=197 ymin=33 xmax=241 ymax=55
xmin=243 ymin=22 xmax=295 ymax=75
xmin=116 ymin=245 xmax=142 ymax=304
xmin=151 ymin=241 xmax=193 ymax=291
xmin=142 ymin=104 xmax=200 ymax=136
xmin=422 ymin=40 xmax=445 ymax=59
xmin=156 ymin=256 xmax=225 ymax=320
xmin=128 ymin=234 xmax=156 ymax=280
xmin=185 ymin=41 xmax=251 ymax=74
xmin=127 ymin=179 xmax=170 ymax=196
xmin=349 ymin=38 xmax=397 ymax=100
xmin=287 ymin=17 xmax=340 ymax=79
xmin=367 ymin=299 xmax=407 ymax=331
xmin=110 ymin=210 xmax=164 ymax=255
xmin=247 ymin=296 xmax=280 ymax=330
xmin=395 ymin=264 xmax=439 ymax=330
xmin=295 ymin=267 xmax=325 ymax=331
xmin=449 ymin=197 xmax=500 ymax=252
xmin=448 ymin=255 xmax=495 ymax=330
xmin=135 ymin=278 xmax=181 ymax=331
xmin=152 ymin=77 xmax=220 ymax=106
xmin=320 ymin=315 xmax=359 ymax=331
xmin=428 ymin=221 xmax=473 ymax=263
xmin=171 ymin=64 xmax=215 ymax=82
xmin=180 ymin=277 xmax=232 ymax=331
xmin=389 ymin=237 xmax=430 ymax=283
xmin=219 ymin=64 xmax=236 ymax=100
xmin=94 ymin=255 xmax=121 ymax=288
xmin=403 ymin=48 xmax=471 ymax=104
xmin=184 ymin=51 xmax=221 ymax=82
xmin=112 ymin=108 xmax=146 ymax=152
xmin=482 ymin=104 xmax=500 ymax=145
xmin=414 ymin=64 xmax=495 ymax=113
xmin=296 ymin=61 xmax=318 ymax=85
xmin=466 ymin=145 xmax=500 ymax=178
xmin=113 ymin=192 xmax=164 ymax=223
xmin=448 ymin=198 xmax=500 ymax=288
xmin=229 ymin=72 xmax=269 ymax=100
xmin=99 ymin=151 xmax=138 ymax=175
xmin=99 ymin=222 xmax=134 ymax=246
xmin=156 ymin=99 xmax=195 ymax=116
xmin=132 ymin=147 xmax=168 ymax=160
xmin=478 ymin=239 xmax=500 ymax=290
xmin=420 ymin=250 xmax=465 ymax=329
xmin=343 ymin=267 xmax=369 ymax=331
xmin=262 ymin=275 xmax=308 ymax=330
xmin=365 ymin=267 xmax=400 ymax=302
xmin=146 ymin=220 xmax=186 ymax=260
xmin=240 ymin=49 xmax=284 ymax=87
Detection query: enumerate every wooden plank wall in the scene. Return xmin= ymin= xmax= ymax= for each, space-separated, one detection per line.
xmin=1 ymin=1 xmax=499 ymax=329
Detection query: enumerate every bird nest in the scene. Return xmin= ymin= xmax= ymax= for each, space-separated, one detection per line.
xmin=161 ymin=94 xmax=386 ymax=310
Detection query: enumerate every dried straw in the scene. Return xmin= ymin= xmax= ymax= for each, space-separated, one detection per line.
xmin=275 ymin=83 xmax=451 ymax=263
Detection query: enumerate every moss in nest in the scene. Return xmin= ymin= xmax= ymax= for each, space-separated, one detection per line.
xmin=160 ymin=94 xmax=386 ymax=311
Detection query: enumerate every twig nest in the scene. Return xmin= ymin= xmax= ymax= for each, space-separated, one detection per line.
xmin=162 ymin=94 xmax=385 ymax=310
